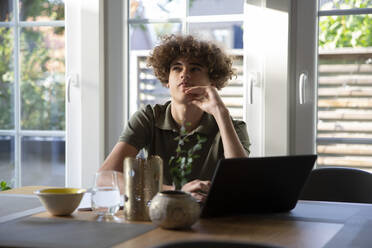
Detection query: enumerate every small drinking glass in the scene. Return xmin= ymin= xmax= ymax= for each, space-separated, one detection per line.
xmin=91 ymin=171 xmax=121 ymax=216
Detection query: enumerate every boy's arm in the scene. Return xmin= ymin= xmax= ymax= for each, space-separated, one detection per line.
xmin=99 ymin=141 xmax=138 ymax=172
xmin=185 ymin=86 xmax=248 ymax=158
xmin=99 ymin=142 xmax=138 ymax=194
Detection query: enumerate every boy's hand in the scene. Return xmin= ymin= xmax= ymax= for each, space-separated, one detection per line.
xmin=181 ymin=179 xmax=211 ymax=203
xmin=184 ymin=86 xmax=227 ymax=117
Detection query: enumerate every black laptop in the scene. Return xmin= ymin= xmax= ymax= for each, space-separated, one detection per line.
xmin=200 ymin=154 xmax=317 ymax=218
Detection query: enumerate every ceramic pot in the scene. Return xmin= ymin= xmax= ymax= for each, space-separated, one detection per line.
xmin=149 ymin=190 xmax=200 ymax=229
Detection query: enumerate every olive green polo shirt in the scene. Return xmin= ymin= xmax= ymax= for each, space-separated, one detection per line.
xmin=119 ymin=101 xmax=250 ymax=185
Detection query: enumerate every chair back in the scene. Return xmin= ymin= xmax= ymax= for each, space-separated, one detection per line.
xmin=300 ymin=167 xmax=372 ymax=204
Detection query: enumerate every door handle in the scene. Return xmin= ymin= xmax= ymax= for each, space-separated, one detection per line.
xmin=249 ymin=75 xmax=254 ymax=104
xmin=248 ymin=72 xmax=260 ymax=105
xmin=67 ymin=74 xmax=79 ymax=103
xmin=299 ymin=72 xmax=308 ymax=104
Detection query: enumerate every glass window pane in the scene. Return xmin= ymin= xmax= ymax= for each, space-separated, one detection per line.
xmin=130 ymin=23 xmax=182 ymax=50
xmin=0 ymin=27 xmax=14 ymax=130
xmin=20 ymin=0 xmax=64 ymax=21
xmin=319 ymin=15 xmax=372 ymax=49
xmin=0 ymin=136 xmax=15 ymax=188
xmin=129 ymin=23 xmax=181 ymax=113
xmin=319 ymin=0 xmax=372 ymax=11
xmin=189 ymin=0 xmax=244 ymax=16
xmin=190 ymin=22 xmax=244 ymax=120
xmin=317 ymin=14 xmax=372 ymax=171
xmin=135 ymin=54 xmax=171 ymax=109
xmin=189 ymin=22 xmax=243 ymax=49
xmin=21 ymin=136 xmax=65 ymax=186
xmin=129 ymin=0 xmax=183 ymax=20
xmin=0 ymin=0 xmax=13 ymax=21
xmin=219 ymin=53 xmax=244 ymax=120
xmin=20 ymin=26 xmax=65 ymax=130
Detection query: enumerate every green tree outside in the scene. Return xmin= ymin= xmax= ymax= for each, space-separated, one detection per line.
xmin=319 ymin=0 xmax=372 ymax=48
xmin=0 ymin=27 xmax=14 ymax=130
xmin=20 ymin=26 xmax=65 ymax=130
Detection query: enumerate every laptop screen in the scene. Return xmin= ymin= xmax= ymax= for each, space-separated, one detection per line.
xmin=200 ymin=154 xmax=317 ymax=218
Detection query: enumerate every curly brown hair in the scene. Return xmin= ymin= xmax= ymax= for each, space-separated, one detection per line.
xmin=147 ymin=34 xmax=235 ymax=90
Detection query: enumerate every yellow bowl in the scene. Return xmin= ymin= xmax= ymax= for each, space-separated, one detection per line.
xmin=35 ymin=188 xmax=86 ymax=216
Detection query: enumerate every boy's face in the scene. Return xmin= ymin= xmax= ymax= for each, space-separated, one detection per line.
xmin=167 ymin=57 xmax=212 ymax=104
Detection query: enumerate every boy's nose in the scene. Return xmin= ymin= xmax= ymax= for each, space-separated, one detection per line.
xmin=181 ymin=69 xmax=191 ymax=79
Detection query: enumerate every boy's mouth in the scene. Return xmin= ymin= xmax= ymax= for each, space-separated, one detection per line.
xmin=178 ymin=81 xmax=191 ymax=91
xmin=178 ymin=80 xmax=190 ymax=87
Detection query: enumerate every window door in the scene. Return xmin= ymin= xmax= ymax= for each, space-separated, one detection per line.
xmin=317 ymin=0 xmax=372 ymax=171
xmin=290 ymin=0 xmax=318 ymax=155
xmin=0 ymin=0 xmax=65 ymax=188
xmin=293 ymin=0 xmax=372 ymax=172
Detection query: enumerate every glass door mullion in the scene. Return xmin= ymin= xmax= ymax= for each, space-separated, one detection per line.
xmin=19 ymin=130 xmax=65 ymax=137
xmin=19 ymin=21 xmax=65 ymax=27
xmin=123 ymin=0 xmax=130 ymax=122
xmin=127 ymin=18 xmax=182 ymax=24
xmin=13 ymin=0 xmax=21 ymax=188
xmin=319 ymin=8 xmax=372 ymax=16
xmin=183 ymin=0 xmax=188 ymax=34
xmin=186 ymin=14 xmax=245 ymax=23
xmin=0 ymin=23 xmax=14 ymax=27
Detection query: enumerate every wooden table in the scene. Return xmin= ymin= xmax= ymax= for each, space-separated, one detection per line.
xmin=2 ymin=186 xmax=370 ymax=248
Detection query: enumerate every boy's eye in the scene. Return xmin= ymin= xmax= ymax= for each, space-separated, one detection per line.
xmin=171 ymin=66 xmax=182 ymax=71
xmin=191 ymin=67 xmax=201 ymax=72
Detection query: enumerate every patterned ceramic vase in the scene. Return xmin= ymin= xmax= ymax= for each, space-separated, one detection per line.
xmin=149 ymin=190 xmax=200 ymax=229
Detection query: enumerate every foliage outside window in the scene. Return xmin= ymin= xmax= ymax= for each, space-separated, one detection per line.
xmin=319 ymin=0 xmax=372 ymax=48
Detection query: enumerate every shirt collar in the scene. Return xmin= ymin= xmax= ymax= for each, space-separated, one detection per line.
xmin=155 ymin=101 xmax=218 ymax=135
xmin=154 ymin=101 xmax=179 ymax=131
